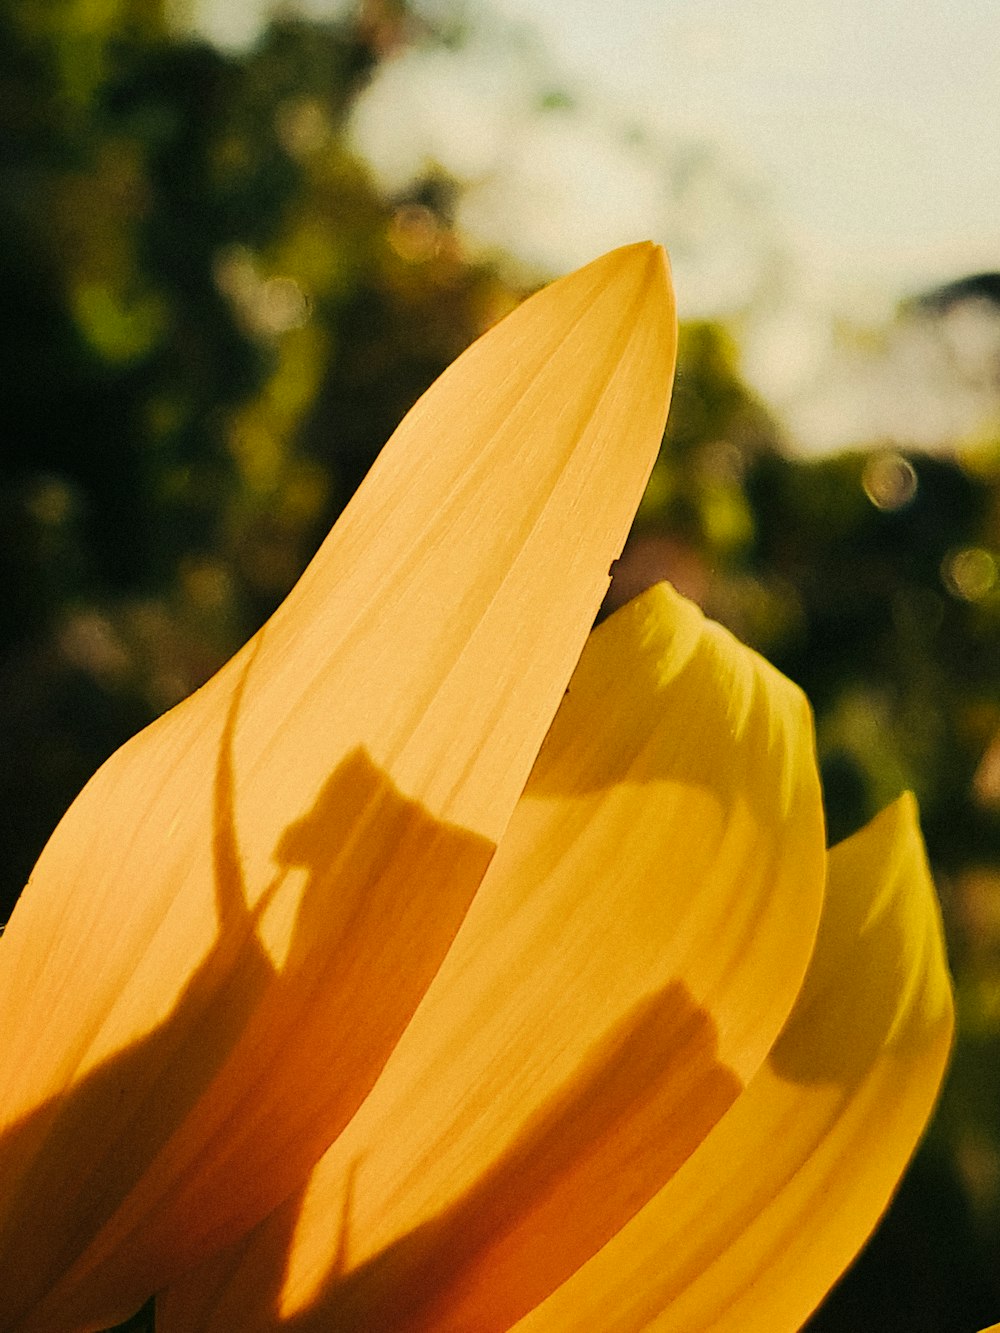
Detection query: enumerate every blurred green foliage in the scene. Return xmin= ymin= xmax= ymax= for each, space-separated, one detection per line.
xmin=1 ymin=2 xmax=999 ymax=1329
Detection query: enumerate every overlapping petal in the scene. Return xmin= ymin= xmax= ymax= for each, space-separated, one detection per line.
xmin=514 ymin=793 xmax=954 ymax=1332
xmin=0 ymin=245 xmax=677 ymax=1332
xmin=158 ymin=580 xmax=827 ymax=1332
xmin=0 ymin=237 xmax=955 ymax=1333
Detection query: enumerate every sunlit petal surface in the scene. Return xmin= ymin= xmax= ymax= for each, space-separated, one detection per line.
xmin=0 ymin=244 xmax=676 ymax=1332
xmin=513 ymin=793 xmax=953 ymax=1332
xmin=159 ymin=580 xmax=825 ymax=1332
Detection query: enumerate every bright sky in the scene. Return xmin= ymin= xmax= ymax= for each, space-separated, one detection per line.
xmin=193 ymin=0 xmax=1000 ymax=450
xmin=196 ymin=0 xmax=1000 ymax=300
xmin=483 ymin=0 xmax=1000 ymax=296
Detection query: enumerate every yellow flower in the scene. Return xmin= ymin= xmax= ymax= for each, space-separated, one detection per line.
xmin=0 ymin=246 xmax=952 ymax=1333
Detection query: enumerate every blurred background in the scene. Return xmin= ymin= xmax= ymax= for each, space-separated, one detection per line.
xmin=1 ymin=0 xmax=998 ymax=1328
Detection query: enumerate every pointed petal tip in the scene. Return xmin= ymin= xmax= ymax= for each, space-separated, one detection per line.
xmin=885 ymin=790 xmax=956 ymax=1037
xmin=568 ymin=241 xmax=677 ymax=321
xmin=611 ymin=239 xmax=673 ymax=298
xmin=601 ymin=238 xmax=668 ymax=264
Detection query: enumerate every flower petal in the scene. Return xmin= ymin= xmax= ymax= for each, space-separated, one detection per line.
xmin=0 ymin=244 xmax=676 ymax=1331
xmin=158 ymin=580 xmax=825 ymax=1333
xmin=513 ymin=793 xmax=954 ymax=1332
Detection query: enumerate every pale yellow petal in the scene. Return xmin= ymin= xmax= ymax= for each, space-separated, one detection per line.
xmin=513 ymin=794 xmax=954 ymax=1333
xmin=0 ymin=244 xmax=676 ymax=1332
xmin=159 ymin=580 xmax=825 ymax=1333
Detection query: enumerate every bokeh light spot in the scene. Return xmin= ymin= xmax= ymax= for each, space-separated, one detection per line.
xmin=862 ymin=451 xmax=918 ymax=510
xmin=388 ymin=203 xmax=443 ymax=263
xmin=942 ymin=546 xmax=997 ymax=601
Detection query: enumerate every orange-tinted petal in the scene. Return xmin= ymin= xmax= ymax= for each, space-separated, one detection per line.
xmin=0 ymin=245 xmax=676 ymax=1331
xmin=514 ymin=793 xmax=954 ymax=1332
xmin=158 ymin=580 xmax=825 ymax=1333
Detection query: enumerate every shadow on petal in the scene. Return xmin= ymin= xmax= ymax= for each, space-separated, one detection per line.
xmin=157 ymin=581 xmax=822 ymax=1333
xmin=0 ymin=649 xmax=493 ymax=1333
xmin=177 ymin=981 xmax=740 ymax=1333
